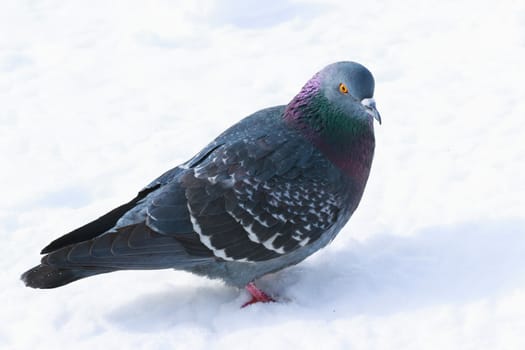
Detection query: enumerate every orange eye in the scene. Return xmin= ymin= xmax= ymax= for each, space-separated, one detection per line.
xmin=339 ymin=83 xmax=348 ymax=94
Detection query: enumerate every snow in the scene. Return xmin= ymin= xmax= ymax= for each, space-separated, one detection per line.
xmin=2 ymin=0 xmax=525 ymax=349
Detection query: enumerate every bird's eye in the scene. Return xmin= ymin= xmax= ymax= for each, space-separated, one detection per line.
xmin=339 ymin=83 xmax=348 ymax=94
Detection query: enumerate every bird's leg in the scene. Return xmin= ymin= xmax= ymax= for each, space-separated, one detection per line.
xmin=242 ymin=282 xmax=275 ymax=308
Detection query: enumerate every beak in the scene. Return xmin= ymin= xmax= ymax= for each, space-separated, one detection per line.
xmin=361 ymin=98 xmax=382 ymax=125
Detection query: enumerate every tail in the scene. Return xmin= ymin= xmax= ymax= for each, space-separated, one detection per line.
xmin=21 ymin=222 xmax=203 ymax=289
xmin=21 ymin=264 xmax=112 ymax=289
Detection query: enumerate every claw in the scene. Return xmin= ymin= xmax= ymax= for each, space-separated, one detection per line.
xmin=242 ymin=282 xmax=275 ymax=308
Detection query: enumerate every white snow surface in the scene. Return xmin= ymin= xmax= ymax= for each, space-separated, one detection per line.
xmin=2 ymin=0 xmax=525 ymax=349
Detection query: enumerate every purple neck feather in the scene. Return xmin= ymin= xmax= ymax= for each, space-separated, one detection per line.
xmin=283 ymin=74 xmax=375 ymax=185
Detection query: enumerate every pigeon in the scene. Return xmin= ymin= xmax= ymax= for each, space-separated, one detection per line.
xmin=21 ymin=61 xmax=381 ymax=306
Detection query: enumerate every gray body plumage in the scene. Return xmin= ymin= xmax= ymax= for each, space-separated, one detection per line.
xmin=21 ymin=61 xmax=379 ymax=290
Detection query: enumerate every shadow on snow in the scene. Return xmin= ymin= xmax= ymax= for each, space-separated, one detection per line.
xmin=106 ymin=217 xmax=525 ymax=331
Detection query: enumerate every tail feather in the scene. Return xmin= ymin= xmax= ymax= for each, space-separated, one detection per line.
xmin=21 ymin=264 xmax=112 ymax=289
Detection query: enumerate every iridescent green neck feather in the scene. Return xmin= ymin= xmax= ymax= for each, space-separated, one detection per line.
xmin=283 ymin=78 xmax=375 ymax=184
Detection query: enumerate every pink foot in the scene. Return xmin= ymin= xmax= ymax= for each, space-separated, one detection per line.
xmin=242 ymin=282 xmax=275 ymax=308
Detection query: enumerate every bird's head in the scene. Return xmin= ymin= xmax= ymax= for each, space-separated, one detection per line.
xmin=318 ymin=61 xmax=381 ymax=125
xmin=285 ymin=61 xmax=381 ymax=131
